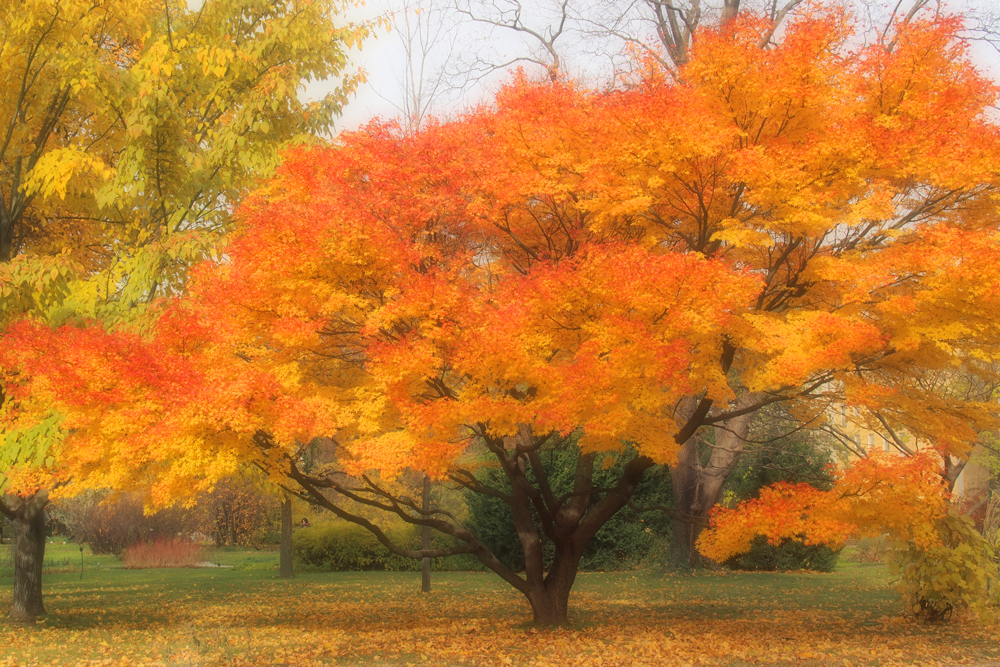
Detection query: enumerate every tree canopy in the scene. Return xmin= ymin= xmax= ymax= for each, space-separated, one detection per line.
xmin=3 ymin=3 xmax=1000 ymax=624
xmin=0 ymin=0 xmax=372 ymax=622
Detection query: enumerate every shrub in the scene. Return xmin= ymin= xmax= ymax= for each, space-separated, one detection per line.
xmin=725 ymin=536 xmax=840 ymax=572
xmin=53 ymin=492 xmax=197 ymax=556
xmin=292 ymin=521 xmax=479 ymax=572
xmin=293 ymin=522 xmax=393 ymax=571
xmin=891 ymin=513 xmax=997 ymax=622
xmin=122 ymin=539 xmax=204 ymax=569
xmin=846 ymin=536 xmax=889 ymax=564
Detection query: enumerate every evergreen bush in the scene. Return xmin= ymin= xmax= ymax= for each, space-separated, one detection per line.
xmin=725 ymin=536 xmax=840 ymax=572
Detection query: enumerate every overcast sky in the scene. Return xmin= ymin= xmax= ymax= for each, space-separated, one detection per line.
xmin=311 ymin=0 xmax=1000 ymax=136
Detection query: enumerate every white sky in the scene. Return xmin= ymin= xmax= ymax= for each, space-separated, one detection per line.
xmin=311 ymin=0 xmax=1000 ymax=136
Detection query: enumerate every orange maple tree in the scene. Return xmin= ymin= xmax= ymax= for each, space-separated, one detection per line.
xmin=697 ymin=452 xmax=950 ymax=561
xmin=3 ymin=3 xmax=1000 ymax=626
xmin=563 ymin=7 xmax=1000 ymax=563
xmin=696 ymin=450 xmax=998 ymax=620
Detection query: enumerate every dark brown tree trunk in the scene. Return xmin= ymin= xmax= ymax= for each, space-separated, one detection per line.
xmin=498 ymin=425 xmax=653 ymax=626
xmin=0 ymin=215 xmax=13 ymax=263
xmin=524 ymin=543 xmax=581 ymax=626
xmin=421 ymin=475 xmax=431 ymax=593
xmin=7 ymin=491 xmax=49 ymax=624
xmin=279 ymin=493 xmax=293 ymax=578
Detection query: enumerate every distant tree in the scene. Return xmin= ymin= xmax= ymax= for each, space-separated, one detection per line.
xmin=205 ymin=478 xmax=277 ymax=547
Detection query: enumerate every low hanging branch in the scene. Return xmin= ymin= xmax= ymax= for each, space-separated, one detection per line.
xmin=274 ymin=422 xmax=663 ymax=621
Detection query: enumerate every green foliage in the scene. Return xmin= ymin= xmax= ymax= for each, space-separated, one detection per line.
xmin=891 ymin=512 xmax=998 ymax=622
xmin=725 ymin=427 xmax=837 ymax=503
xmin=0 ymin=410 xmax=62 ymax=485
xmin=465 ymin=440 xmax=673 ymax=572
xmin=292 ymin=521 xmax=480 ymax=572
xmin=725 ymin=536 xmax=840 ymax=572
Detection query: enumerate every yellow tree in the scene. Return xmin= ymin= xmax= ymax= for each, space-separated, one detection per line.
xmin=0 ymin=0 xmax=369 ymax=622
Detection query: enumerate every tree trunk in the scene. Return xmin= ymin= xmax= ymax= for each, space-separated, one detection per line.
xmin=9 ymin=491 xmax=48 ymax=624
xmin=524 ymin=544 xmax=580 ymax=626
xmin=943 ymin=455 xmax=967 ymax=493
xmin=279 ymin=493 xmax=293 ymax=578
xmin=669 ymin=452 xmax=713 ymax=568
xmin=421 ymin=475 xmax=431 ymax=593
xmin=499 ymin=427 xmax=652 ymax=626
xmin=285 ymin=424 xmax=654 ymax=628
xmin=670 ymin=395 xmax=761 ymax=567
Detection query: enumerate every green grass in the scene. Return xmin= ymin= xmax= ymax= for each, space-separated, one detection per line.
xmin=0 ymin=546 xmax=997 ymax=666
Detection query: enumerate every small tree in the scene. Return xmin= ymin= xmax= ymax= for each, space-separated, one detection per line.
xmin=204 ymin=478 xmax=277 ymax=547
xmin=700 ymin=453 xmax=998 ymax=620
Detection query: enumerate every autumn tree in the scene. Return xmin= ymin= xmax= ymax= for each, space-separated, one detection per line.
xmin=577 ymin=7 xmax=1000 ymax=565
xmin=204 ymin=4 xmax=1000 ymax=608
xmin=409 ymin=0 xmax=1000 ymax=566
xmin=6 ymin=3 xmax=1000 ymax=626
xmin=1 ymin=114 xmax=760 ymax=625
xmin=0 ymin=0 xmax=369 ymax=622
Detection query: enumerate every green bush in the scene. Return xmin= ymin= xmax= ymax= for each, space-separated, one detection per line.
xmin=465 ymin=438 xmax=673 ymax=572
xmin=725 ymin=536 xmax=840 ymax=572
xmin=292 ymin=521 xmax=481 ymax=572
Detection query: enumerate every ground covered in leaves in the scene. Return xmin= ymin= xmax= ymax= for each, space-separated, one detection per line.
xmin=1 ymin=546 xmax=999 ymax=666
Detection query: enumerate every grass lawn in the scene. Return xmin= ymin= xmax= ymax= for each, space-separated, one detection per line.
xmin=1 ymin=543 xmax=998 ymax=666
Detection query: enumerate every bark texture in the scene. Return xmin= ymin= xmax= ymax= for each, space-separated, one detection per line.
xmin=670 ymin=394 xmax=762 ymax=567
xmin=4 ymin=490 xmax=49 ymax=623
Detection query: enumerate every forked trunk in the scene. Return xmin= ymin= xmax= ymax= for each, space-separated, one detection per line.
xmin=669 ymin=400 xmax=760 ymax=568
xmin=9 ymin=491 xmax=48 ymax=624
xmin=527 ymin=585 xmax=571 ymax=626
xmin=524 ymin=546 xmax=579 ymax=626
xmin=287 ymin=426 xmax=654 ymax=628
xmin=496 ymin=427 xmax=654 ymax=626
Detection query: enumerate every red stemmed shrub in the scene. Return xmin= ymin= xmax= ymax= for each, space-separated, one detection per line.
xmin=122 ymin=539 xmax=204 ymax=569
